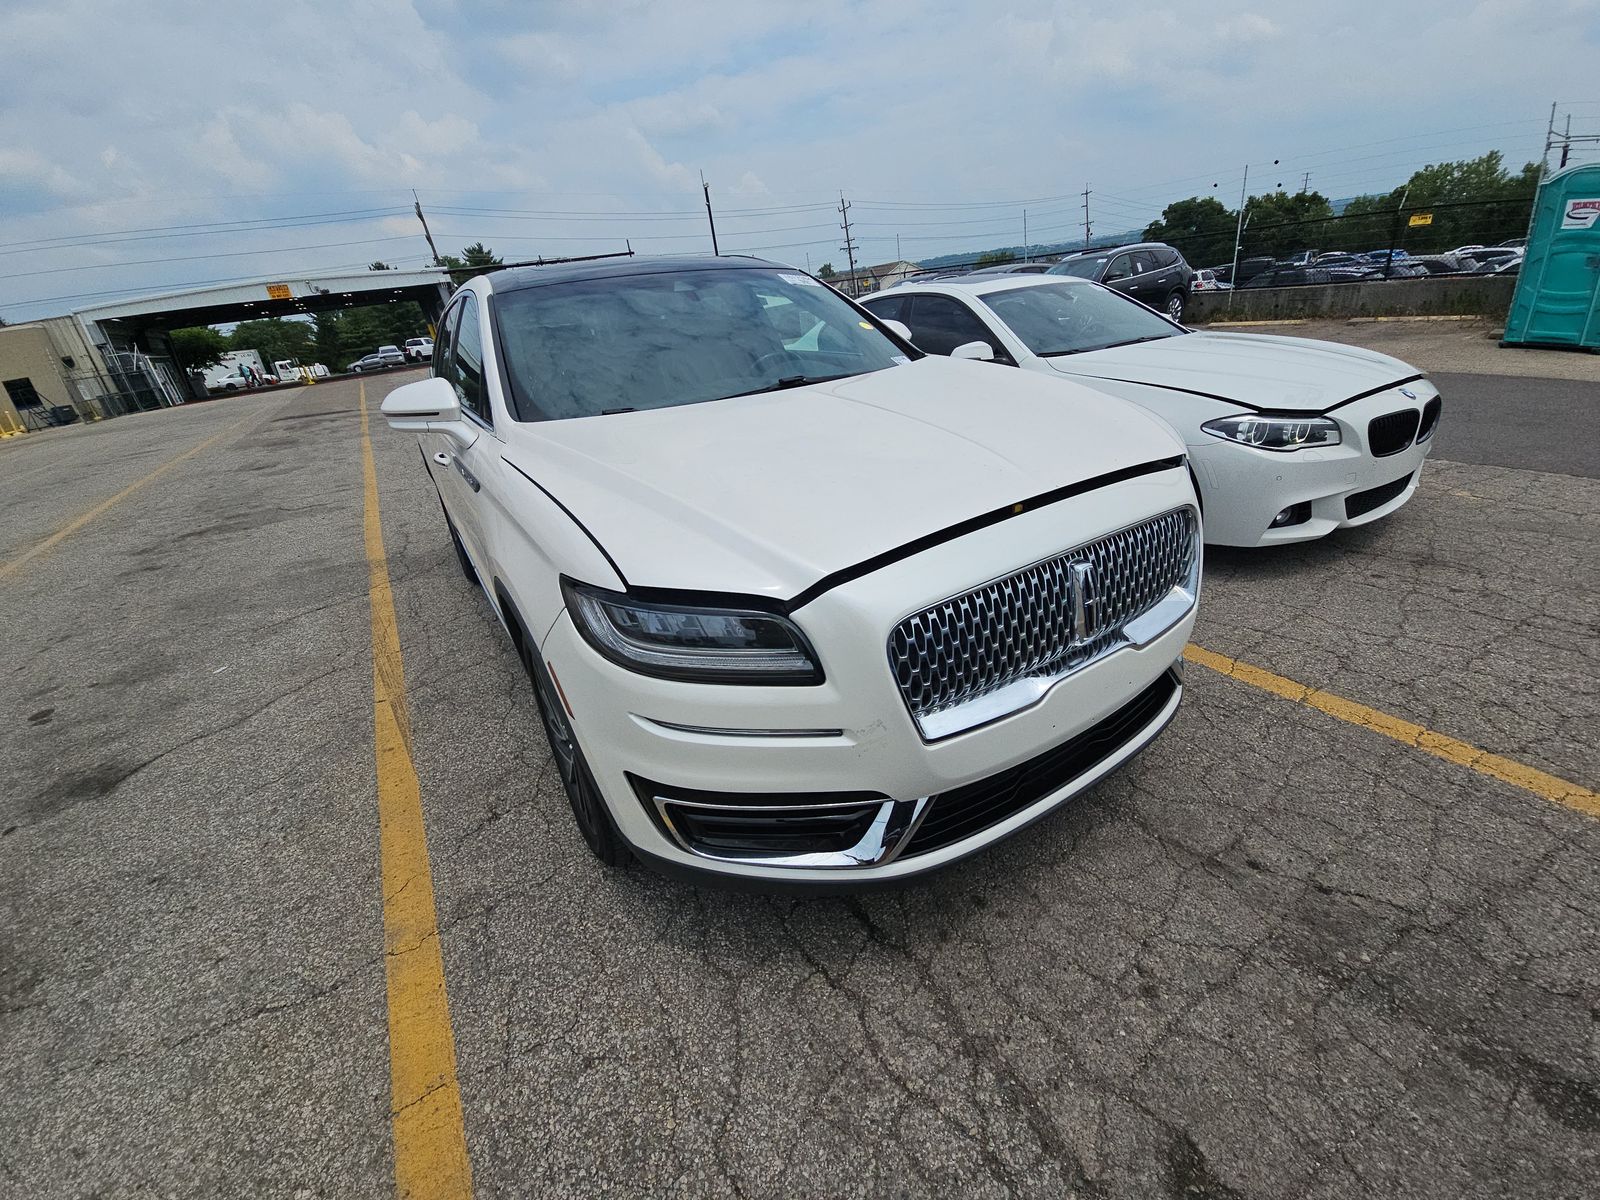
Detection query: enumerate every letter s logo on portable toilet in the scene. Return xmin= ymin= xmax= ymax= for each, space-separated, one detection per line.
xmin=1560 ymin=197 xmax=1600 ymax=230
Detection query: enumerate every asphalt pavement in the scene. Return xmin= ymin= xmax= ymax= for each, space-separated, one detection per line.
xmin=1 ymin=364 xmax=1596 ymax=1199
xmin=1426 ymin=372 xmax=1599 ymax=478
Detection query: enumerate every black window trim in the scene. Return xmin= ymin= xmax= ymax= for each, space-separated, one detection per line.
xmin=446 ymin=290 xmax=493 ymax=431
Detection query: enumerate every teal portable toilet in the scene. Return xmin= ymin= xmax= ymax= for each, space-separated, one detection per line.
xmin=1502 ymin=163 xmax=1600 ymax=350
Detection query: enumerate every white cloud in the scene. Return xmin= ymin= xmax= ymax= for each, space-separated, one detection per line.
xmin=0 ymin=0 xmax=1596 ymax=317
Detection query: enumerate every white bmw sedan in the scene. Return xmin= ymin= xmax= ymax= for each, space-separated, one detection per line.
xmin=381 ymin=256 xmax=1201 ymax=887
xmin=862 ymin=277 xmax=1441 ymax=547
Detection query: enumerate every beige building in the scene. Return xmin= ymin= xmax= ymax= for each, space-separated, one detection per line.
xmin=0 ymin=318 xmax=124 ymax=435
xmin=827 ymin=260 xmax=923 ymax=297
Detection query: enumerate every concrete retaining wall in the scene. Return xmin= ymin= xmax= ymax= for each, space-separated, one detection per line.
xmin=1188 ymin=274 xmax=1517 ymax=324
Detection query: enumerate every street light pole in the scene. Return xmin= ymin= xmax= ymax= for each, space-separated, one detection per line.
xmin=701 ymin=172 xmax=719 ymax=256
xmin=1227 ymin=164 xmax=1249 ymax=310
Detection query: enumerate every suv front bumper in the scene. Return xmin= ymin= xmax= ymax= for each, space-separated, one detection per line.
xmin=537 ymin=469 xmax=1198 ymax=887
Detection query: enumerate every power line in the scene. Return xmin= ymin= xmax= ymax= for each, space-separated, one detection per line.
xmin=0 ymin=207 xmax=411 ymax=256
xmin=0 ymin=234 xmax=425 ymax=282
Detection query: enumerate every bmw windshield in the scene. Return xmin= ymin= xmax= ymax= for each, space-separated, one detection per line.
xmin=979 ymin=281 xmax=1185 ymax=357
xmin=493 ymin=267 xmax=911 ymax=421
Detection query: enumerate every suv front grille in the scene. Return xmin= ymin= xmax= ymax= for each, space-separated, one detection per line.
xmin=888 ymin=508 xmax=1197 ymax=739
xmin=1368 ymin=409 xmax=1421 ymax=457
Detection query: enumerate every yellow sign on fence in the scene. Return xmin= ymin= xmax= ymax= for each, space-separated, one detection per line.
xmin=1407 ymin=212 xmax=1433 ymax=227
xmin=265 ymin=283 xmax=293 ymax=299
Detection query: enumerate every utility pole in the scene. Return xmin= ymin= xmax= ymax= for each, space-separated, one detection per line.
xmin=413 ymin=190 xmax=442 ymax=266
xmin=1300 ymin=171 xmax=1311 ymax=194
xmin=1384 ymin=183 xmax=1411 ymax=280
xmin=1227 ymin=164 xmax=1249 ymax=309
xmin=896 ymin=233 xmax=901 ymax=262
xmin=1542 ymin=101 xmax=1558 ymax=177
xmin=1081 ymin=186 xmax=1092 ymax=246
xmin=838 ymin=194 xmax=859 ymax=295
xmin=1560 ymin=113 xmax=1573 ymax=169
xmin=701 ymin=171 xmax=719 ymax=256
xmin=1023 ymin=209 xmax=1029 ymax=261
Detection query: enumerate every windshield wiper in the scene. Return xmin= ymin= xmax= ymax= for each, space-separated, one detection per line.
xmin=723 ymin=373 xmax=854 ymax=399
xmin=1040 ymin=335 xmax=1175 ymax=358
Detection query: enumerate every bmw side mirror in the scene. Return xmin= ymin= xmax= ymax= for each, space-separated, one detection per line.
xmin=380 ymin=377 xmax=472 ymax=445
xmin=951 ymin=341 xmax=996 ymax=362
xmin=882 ymin=319 xmax=913 ymax=343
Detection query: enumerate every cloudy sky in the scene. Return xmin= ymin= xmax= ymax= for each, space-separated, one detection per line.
xmin=2 ymin=0 xmax=1597 ymax=321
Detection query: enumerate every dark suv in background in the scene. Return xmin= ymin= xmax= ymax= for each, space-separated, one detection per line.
xmin=1046 ymin=242 xmax=1193 ymax=321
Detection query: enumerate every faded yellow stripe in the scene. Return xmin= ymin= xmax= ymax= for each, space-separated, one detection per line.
xmin=0 ymin=407 xmax=260 ymax=581
xmin=360 ymin=382 xmax=473 ymax=1200
xmin=1183 ymin=644 xmax=1600 ymax=819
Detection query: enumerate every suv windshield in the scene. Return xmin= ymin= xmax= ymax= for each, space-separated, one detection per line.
xmin=493 ymin=267 xmax=909 ymax=421
xmin=1046 ymin=256 xmax=1108 ymax=279
xmin=979 ymin=281 xmax=1184 ymax=356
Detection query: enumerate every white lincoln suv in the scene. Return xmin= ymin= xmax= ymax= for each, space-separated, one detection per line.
xmin=381 ymin=256 xmax=1201 ymax=887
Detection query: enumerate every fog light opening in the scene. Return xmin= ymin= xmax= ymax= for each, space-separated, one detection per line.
xmin=1270 ymin=502 xmax=1312 ymax=529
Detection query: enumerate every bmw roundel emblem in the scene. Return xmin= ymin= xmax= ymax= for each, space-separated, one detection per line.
xmin=1399 ymin=387 xmax=1417 ymax=399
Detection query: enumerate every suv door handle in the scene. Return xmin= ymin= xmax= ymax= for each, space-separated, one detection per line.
xmin=433 ymin=452 xmax=451 ymax=466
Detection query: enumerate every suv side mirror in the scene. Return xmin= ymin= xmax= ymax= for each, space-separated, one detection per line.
xmin=882 ymin=319 xmax=913 ymax=342
xmin=381 ymin=377 xmax=474 ymax=445
xmin=951 ymin=340 xmax=996 ymax=362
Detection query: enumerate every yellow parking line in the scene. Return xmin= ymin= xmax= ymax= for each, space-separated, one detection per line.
xmin=0 ymin=408 xmax=259 ymax=581
xmin=360 ymin=382 xmax=474 ymax=1199
xmin=1183 ymin=644 xmax=1600 ymax=819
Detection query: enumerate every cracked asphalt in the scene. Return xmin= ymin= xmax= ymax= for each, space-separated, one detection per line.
xmin=1 ymin=357 xmax=1596 ymax=1199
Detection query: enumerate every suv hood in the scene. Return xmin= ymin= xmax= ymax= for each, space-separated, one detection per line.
xmin=505 ymin=358 xmax=1184 ymax=602
xmin=1047 ymin=331 xmax=1422 ymax=413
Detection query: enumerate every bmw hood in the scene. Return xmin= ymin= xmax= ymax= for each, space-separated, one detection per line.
xmin=1047 ymin=331 xmax=1424 ymax=413
xmin=503 ymin=357 xmax=1186 ymax=602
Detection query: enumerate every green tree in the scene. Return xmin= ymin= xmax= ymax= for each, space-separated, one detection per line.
xmin=1143 ymin=196 xmax=1238 ymax=267
xmin=976 ymin=249 xmax=1017 ymax=267
xmin=1335 ymin=152 xmax=1539 ymax=254
xmin=312 ymin=311 xmax=346 ymax=369
xmin=229 ymin=317 xmax=314 ymax=368
xmin=332 ymin=308 xmax=389 ymax=365
xmin=816 ymin=262 xmax=836 ymax=279
xmin=1238 ymin=191 xmax=1335 ymax=260
xmin=439 ymin=242 xmax=503 ymax=284
xmin=368 ymin=260 xmax=395 ymax=271
xmin=169 ymin=326 xmax=230 ymax=370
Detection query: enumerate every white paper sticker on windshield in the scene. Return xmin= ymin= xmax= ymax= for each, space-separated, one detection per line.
xmin=780 ymin=272 xmax=821 ymax=286
xmin=891 ymin=355 xmax=910 ymax=364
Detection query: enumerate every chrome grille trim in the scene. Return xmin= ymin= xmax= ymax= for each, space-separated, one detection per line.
xmin=888 ymin=508 xmax=1199 ymax=739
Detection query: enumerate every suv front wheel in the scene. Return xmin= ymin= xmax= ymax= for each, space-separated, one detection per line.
xmin=522 ymin=635 xmax=630 ymax=868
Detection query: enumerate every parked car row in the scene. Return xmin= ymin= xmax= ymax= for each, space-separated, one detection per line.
xmin=345 ymin=338 xmax=435 ymax=373
xmin=380 ymin=254 xmax=1439 ymax=890
xmin=347 ymin=345 xmax=407 ymax=373
xmin=1211 ymin=237 xmax=1526 ymax=288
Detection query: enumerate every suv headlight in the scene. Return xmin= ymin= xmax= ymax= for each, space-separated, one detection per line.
xmin=562 ymin=579 xmax=823 ymax=684
xmin=1201 ymin=413 xmax=1341 ymax=451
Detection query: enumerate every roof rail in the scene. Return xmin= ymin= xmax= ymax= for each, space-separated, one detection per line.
xmin=481 ymin=246 xmax=636 ymax=274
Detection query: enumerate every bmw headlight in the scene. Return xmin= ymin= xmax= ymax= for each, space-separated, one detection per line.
xmin=562 ymin=579 xmax=823 ymax=684
xmin=1201 ymin=413 xmax=1341 ymax=451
